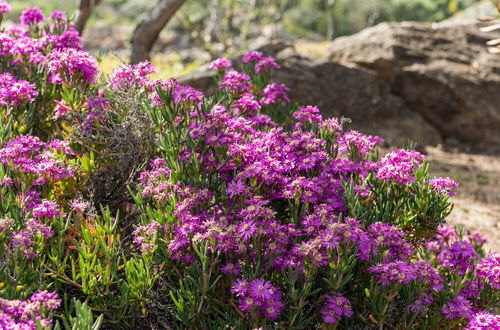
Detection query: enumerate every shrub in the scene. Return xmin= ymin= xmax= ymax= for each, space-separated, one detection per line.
xmin=0 ymin=6 xmax=498 ymax=330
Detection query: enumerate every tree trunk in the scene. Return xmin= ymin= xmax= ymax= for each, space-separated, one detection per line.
xmin=74 ymin=0 xmax=102 ymax=35
xmin=130 ymin=0 xmax=186 ymax=64
xmin=326 ymin=0 xmax=335 ymax=40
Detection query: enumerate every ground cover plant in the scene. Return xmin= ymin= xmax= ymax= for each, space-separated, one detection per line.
xmin=0 ymin=4 xmax=499 ymax=329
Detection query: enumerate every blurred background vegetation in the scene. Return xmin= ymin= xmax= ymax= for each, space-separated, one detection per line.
xmin=10 ymin=0 xmax=483 ymax=38
xmin=6 ymin=0 xmax=496 ymax=76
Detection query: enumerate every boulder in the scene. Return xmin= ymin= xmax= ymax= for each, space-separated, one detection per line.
xmin=327 ymin=21 xmax=500 ymax=151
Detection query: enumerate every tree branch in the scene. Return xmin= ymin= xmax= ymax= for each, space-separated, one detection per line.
xmin=74 ymin=0 xmax=102 ymax=35
xmin=130 ymin=0 xmax=187 ymax=64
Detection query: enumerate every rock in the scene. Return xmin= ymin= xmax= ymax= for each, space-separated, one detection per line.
xmin=327 ymin=21 xmax=500 ymax=152
xmin=182 ymin=21 xmax=500 ymax=151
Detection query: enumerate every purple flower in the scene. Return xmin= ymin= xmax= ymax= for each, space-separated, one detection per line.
xmin=209 ymin=57 xmax=232 ymax=70
xmin=260 ymin=299 xmax=284 ymax=320
xmin=218 ymin=69 xmax=251 ymax=93
xmin=9 ymin=219 xmax=53 ymax=258
xmin=442 ymin=295 xmax=474 ymax=319
xmin=428 ymin=177 xmax=459 ymax=196
xmin=242 ymin=50 xmax=264 ymax=63
xmin=465 ymin=311 xmax=500 ymax=329
xmin=0 ymin=1 xmax=11 ymax=14
xmin=226 ymin=179 xmax=245 ymax=198
xmin=0 ymin=290 xmax=60 ymax=329
xmin=233 ymin=278 xmax=284 ymax=320
xmin=110 ymin=61 xmax=157 ymax=90
xmin=30 ymin=290 xmax=61 ymax=310
xmin=220 ymin=261 xmax=241 ymax=275
xmin=368 ymin=261 xmax=417 ymax=286
xmin=49 ymin=139 xmax=75 ymax=155
xmin=133 ymin=221 xmax=163 ymax=253
xmin=293 ymin=105 xmax=322 ymax=125
xmin=260 ymin=83 xmax=290 ymax=105
xmin=368 ymin=222 xmax=413 ymax=261
xmin=338 ymin=130 xmax=383 ymax=156
xmin=413 ymin=261 xmax=443 ymax=291
xmin=255 ymin=56 xmax=280 ymax=74
xmin=321 ymin=293 xmax=353 ymax=324
xmin=69 ymin=199 xmax=90 ymax=213
xmin=172 ymin=85 xmax=203 ymax=105
xmin=320 ymin=117 xmax=343 ymax=132
xmin=237 ymin=220 xmax=256 ymax=241
xmin=476 ymin=253 xmax=500 ymax=289
xmin=239 ymin=296 xmax=259 ymax=312
xmin=0 ymin=290 xmax=61 ymax=329
xmin=376 ymin=149 xmax=425 ymax=184
xmin=0 ymin=73 xmax=38 ymax=107
xmin=249 ymin=278 xmax=274 ymax=300
xmin=409 ymin=293 xmax=434 ymax=313
xmin=32 ymin=199 xmax=59 ymax=218
xmin=20 ymin=7 xmax=44 ymax=25
xmin=50 ymin=10 xmax=66 ymax=21
xmin=52 ymin=100 xmax=72 ymax=120
xmin=51 ymin=26 xmax=83 ymax=49
xmin=233 ymin=93 xmax=261 ymax=115
xmin=438 ymin=240 xmax=478 ymax=275
xmin=231 ymin=278 xmax=249 ymax=297
xmin=47 ymin=48 xmax=98 ymax=84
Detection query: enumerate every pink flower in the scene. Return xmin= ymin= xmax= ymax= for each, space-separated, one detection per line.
xmin=321 ymin=293 xmax=353 ymax=324
xmin=0 ymin=0 xmax=11 ymax=14
xmin=209 ymin=58 xmax=232 ymax=70
xmin=20 ymin=7 xmax=44 ymax=25
xmin=428 ymin=177 xmax=459 ymax=196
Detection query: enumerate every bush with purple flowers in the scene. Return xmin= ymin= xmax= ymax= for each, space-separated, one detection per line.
xmin=0 ymin=5 xmax=499 ymax=330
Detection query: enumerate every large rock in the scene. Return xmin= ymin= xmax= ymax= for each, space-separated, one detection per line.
xmin=182 ymin=21 xmax=500 ymax=151
xmin=327 ymin=21 xmax=500 ymax=151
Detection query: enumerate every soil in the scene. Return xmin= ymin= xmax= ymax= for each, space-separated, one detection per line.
xmin=425 ymin=146 xmax=500 ymax=251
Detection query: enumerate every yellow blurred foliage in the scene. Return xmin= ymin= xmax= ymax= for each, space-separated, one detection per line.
xmin=98 ymin=52 xmax=203 ymax=80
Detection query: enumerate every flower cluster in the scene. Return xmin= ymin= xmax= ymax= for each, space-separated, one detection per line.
xmin=219 ymin=69 xmax=251 ymax=93
xmin=0 ymin=1 xmax=11 ymax=15
xmin=476 ymin=253 xmax=500 ymax=289
xmin=0 ymin=134 xmax=74 ymax=184
xmin=0 ymin=72 xmax=38 ymax=107
xmin=376 ymin=149 xmax=425 ymax=184
xmin=110 ymin=61 xmax=157 ymax=90
xmin=321 ymin=293 xmax=353 ymax=324
xmin=438 ymin=240 xmax=479 ymax=275
xmin=209 ymin=57 xmax=232 ymax=70
xmin=9 ymin=218 xmax=54 ymax=258
xmin=134 ymin=50 xmax=499 ymax=328
xmin=429 ymin=176 xmax=460 ymax=196
xmin=0 ymin=290 xmax=60 ymax=329
xmin=369 ymin=261 xmax=417 ymax=286
xmin=20 ymin=7 xmax=44 ymax=25
xmin=465 ymin=311 xmax=500 ymax=329
xmin=231 ymin=278 xmax=284 ymax=320
xmin=442 ymin=295 xmax=474 ymax=320
xmin=47 ymin=48 xmax=99 ymax=84
xmin=133 ymin=221 xmax=165 ymax=253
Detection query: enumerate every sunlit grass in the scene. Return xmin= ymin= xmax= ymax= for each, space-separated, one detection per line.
xmin=98 ymin=52 xmax=204 ymax=79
